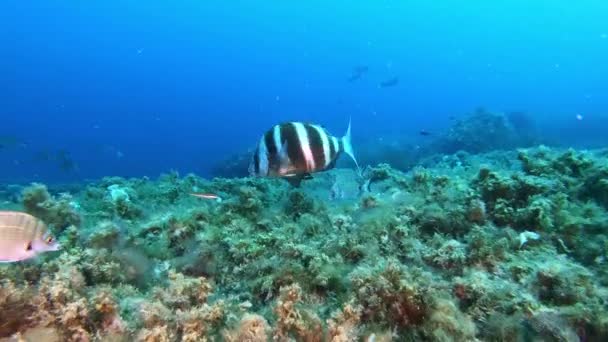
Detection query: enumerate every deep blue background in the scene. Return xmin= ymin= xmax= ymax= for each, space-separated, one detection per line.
xmin=1 ymin=1 xmax=607 ymax=183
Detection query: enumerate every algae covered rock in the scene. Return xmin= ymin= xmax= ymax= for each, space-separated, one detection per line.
xmin=3 ymin=146 xmax=608 ymax=340
xmin=430 ymin=108 xmax=532 ymax=155
xmin=21 ymin=183 xmax=81 ymax=231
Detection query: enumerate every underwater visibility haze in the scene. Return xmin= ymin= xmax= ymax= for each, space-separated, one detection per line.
xmin=1 ymin=1 xmax=608 ymax=341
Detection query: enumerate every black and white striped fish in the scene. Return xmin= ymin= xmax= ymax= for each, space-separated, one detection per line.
xmin=249 ymin=120 xmax=359 ymax=186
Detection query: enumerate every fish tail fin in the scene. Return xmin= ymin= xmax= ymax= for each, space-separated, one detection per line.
xmin=342 ymin=117 xmax=360 ymax=175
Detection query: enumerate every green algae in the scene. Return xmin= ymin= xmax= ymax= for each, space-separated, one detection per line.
xmin=1 ymin=147 xmax=608 ymax=341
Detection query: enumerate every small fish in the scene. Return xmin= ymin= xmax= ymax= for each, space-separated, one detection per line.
xmin=519 ymin=231 xmax=540 ymax=248
xmin=190 ymin=193 xmax=222 ymax=202
xmin=249 ymin=120 xmax=359 ymax=187
xmin=0 ymin=136 xmax=25 ymax=150
xmin=358 ymin=178 xmax=372 ymax=195
xmin=357 ymin=166 xmax=373 ymax=195
xmin=347 ymin=65 xmax=369 ymax=82
xmin=0 ymin=211 xmax=60 ymax=263
xmin=348 ymin=73 xmax=363 ymax=83
xmin=329 ymin=175 xmax=345 ymax=200
xmin=419 ymin=130 xmax=432 ymax=136
xmin=353 ymin=65 xmax=369 ymax=74
xmin=379 ymin=77 xmax=399 ymax=88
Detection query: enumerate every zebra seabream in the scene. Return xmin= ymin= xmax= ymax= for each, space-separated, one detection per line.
xmin=249 ymin=120 xmax=359 ymax=186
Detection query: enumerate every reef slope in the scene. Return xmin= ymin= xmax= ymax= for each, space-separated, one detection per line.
xmin=1 ymin=146 xmax=608 ymax=341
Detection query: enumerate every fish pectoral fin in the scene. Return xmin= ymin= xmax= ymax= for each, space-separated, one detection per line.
xmin=326 ymin=159 xmax=338 ymax=170
xmin=285 ymin=175 xmax=304 ymax=187
xmin=284 ymin=173 xmax=312 ymax=187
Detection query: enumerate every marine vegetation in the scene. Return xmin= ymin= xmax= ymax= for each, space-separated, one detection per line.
xmin=295 ymin=108 xmax=540 ymax=177
xmin=1 ymin=146 xmax=608 ymax=341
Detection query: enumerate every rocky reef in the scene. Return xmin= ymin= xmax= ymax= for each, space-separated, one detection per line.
xmin=319 ymin=108 xmax=541 ymax=176
xmin=428 ymin=108 xmax=539 ymax=155
xmin=1 ymin=146 xmax=608 ymax=341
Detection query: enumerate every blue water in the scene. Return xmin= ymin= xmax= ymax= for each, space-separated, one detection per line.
xmin=2 ymin=0 xmax=607 ymax=183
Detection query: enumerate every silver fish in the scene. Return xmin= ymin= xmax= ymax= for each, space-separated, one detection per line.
xmin=0 ymin=211 xmax=60 ymax=263
xmin=329 ymin=175 xmax=345 ymax=200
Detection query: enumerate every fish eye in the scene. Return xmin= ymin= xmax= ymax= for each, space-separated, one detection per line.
xmin=46 ymin=236 xmax=54 ymax=244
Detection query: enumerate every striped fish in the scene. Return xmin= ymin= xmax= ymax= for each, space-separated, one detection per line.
xmin=0 ymin=211 xmax=60 ymax=263
xmin=249 ymin=120 xmax=359 ymax=186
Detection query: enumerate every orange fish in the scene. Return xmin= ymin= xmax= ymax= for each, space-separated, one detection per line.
xmin=189 ymin=193 xmax=222 ymax=202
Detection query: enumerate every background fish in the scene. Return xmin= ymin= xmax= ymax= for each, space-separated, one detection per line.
xmin=347 ymin=65 xmax=369 ymax=82
xmin=0 ymin=211 xmax=60 ymax=263
xmin=0 ymin=136 xmax=26 ymax=150
xmin=379 ymin=76 xmax=399 ymax=88
xmin=249 ymin=120 xmax=359 ymax=186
